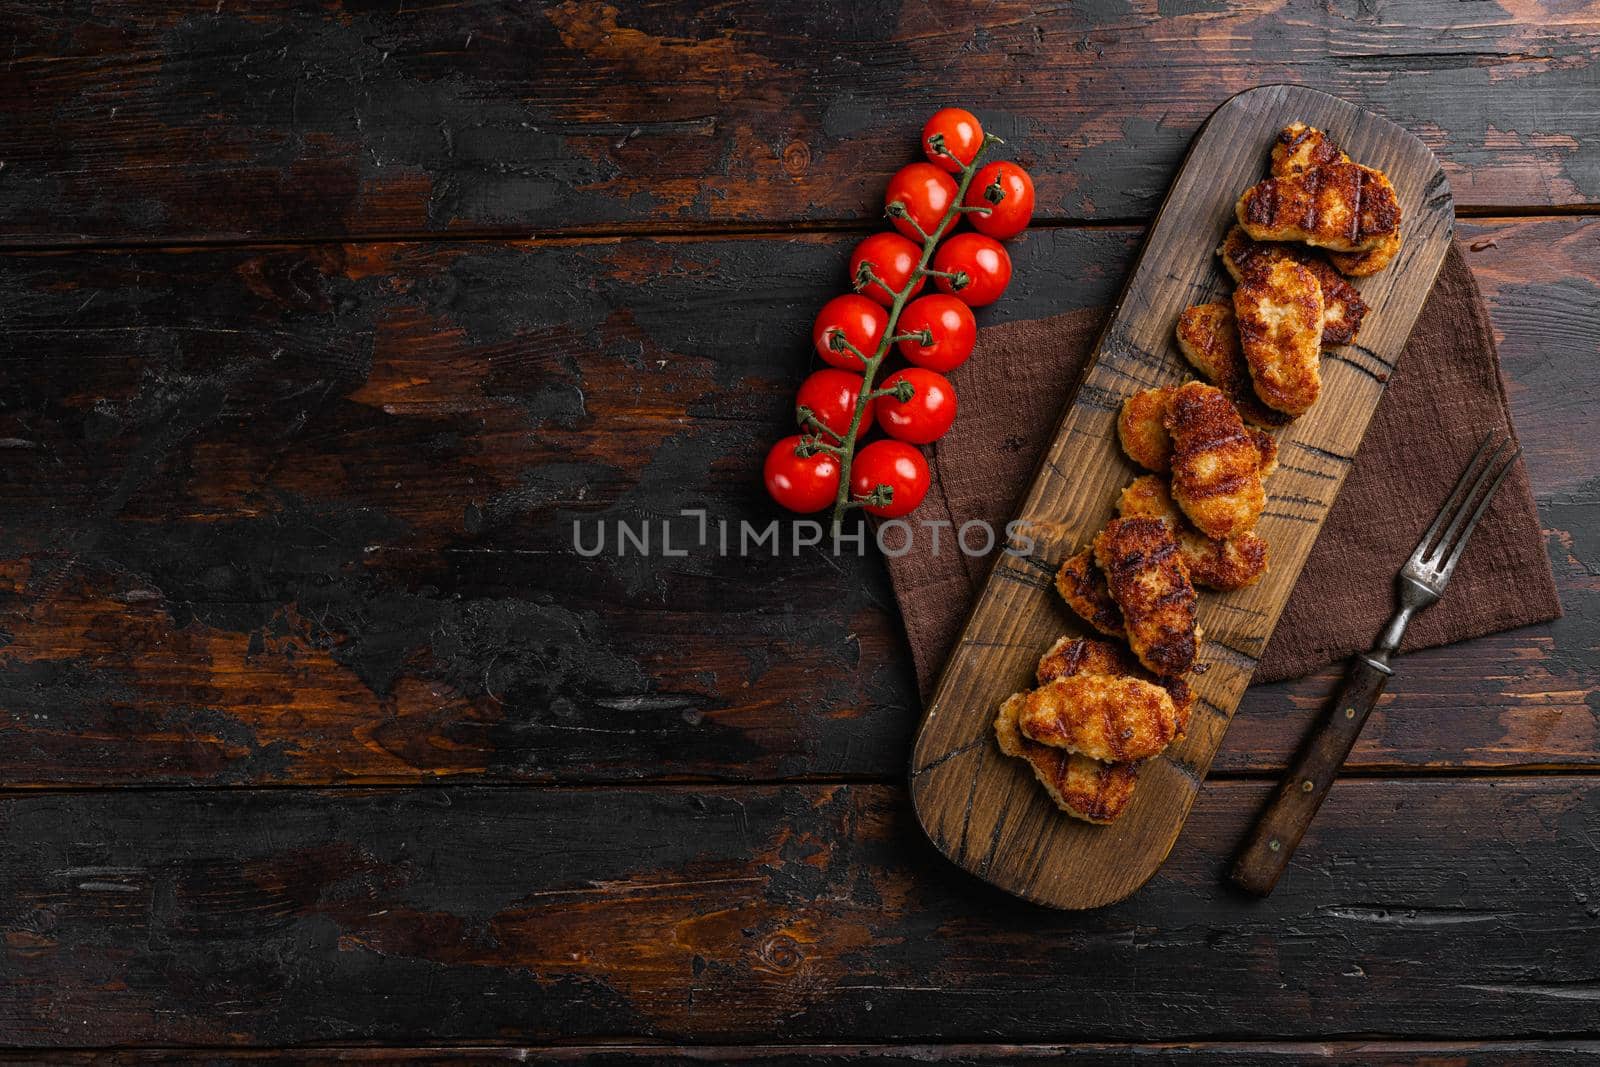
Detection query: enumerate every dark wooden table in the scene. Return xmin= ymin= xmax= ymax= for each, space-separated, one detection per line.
xmin=1 ymin=3 xmax=1597 ymax=1062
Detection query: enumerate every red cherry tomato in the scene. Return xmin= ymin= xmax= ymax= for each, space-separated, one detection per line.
xmin=795 ymin=368 xmax=874 ymax=438
xmin=876 ymin=369 xmax=957 ymax=444
xmin=964 ymin=161 xmax=1035 ymax=240
xmin=812 ymin=294 xmax=888 ymax=370
xmin=884 ymin=163 xmax=959 ymax=242
xmin=849 ymin=232 xmax=926 ymax=307
xmin=931 ymin=232 xmax=1012 ymax=307
xmin=921 ymin=108 xmax=984 ymax=173
xmin=850 ymin=440 xmax=930 ymax=519
xmin=896 ymin=294 xmax=977 ymax=372
xmin=764 ymin=435 xmax=840 ymax=514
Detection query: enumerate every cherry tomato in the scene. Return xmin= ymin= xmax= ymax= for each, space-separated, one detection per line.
xmin=896 ymin=294 xmax=977 ymax=372
xmin=764 ymin=435 xmax=840 ymax=514
xmin=931 ymin=232 xmax=1012 ymax=307
xmin=964 ymin=161 xmax=1035 ymax=240
xmin=850 ymin=232 xmax=925 ymax=307
xmin=812 ymin=294 xmax=888 ymax=370
xmin=850 ymin=440 xmax=930 ymax=519
xmin=884 ymin=163 xmax=959 ymax=242
xmin=795 ymin=368 xmax=874 ymax=438
xmin=921 ymin=108 xmax=984 ymax=173
xmin=875 ymin=368 xmax=957 ymax=444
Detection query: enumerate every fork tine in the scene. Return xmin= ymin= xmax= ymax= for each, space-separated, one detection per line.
xmin=1428 ymin=435 xmax=1513 ymax=564
xmin=1438 ymin=444 xmax=1522 ymax=578
xmin=1414 ymin=432 xmax=1501 ymax=562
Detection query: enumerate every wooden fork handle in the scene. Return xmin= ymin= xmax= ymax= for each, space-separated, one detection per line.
xmin=1230 ymin=655 xmax=1392 ymax=896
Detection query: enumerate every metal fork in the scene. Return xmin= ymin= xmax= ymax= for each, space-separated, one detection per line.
xmin=1231 ymin=431 xmax=1523 ymax=896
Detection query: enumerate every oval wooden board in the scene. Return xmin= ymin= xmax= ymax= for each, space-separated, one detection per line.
xmin=909 ymin=85 xmax=1454 ymax=910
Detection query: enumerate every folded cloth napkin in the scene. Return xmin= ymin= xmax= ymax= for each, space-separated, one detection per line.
xmin=888 ymin=244 xmax=1561 ymax=700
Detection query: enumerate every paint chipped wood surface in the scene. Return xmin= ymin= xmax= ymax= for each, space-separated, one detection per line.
xmin=2 ymin=2 xmax=1600 ymax=242
xmin=1 ymin=1 xmax=1598 ymax=1058
xmin=0 ymin=220 xmax=1593 ymax=788
xmin=3 ymin=780 xmax=1600 ymax=1046
xmin=911 ymin=86 xmax=1454 ymax=909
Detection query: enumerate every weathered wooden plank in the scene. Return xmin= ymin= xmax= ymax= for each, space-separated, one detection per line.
xmin=2 ymin=779 xmax=1598 ymax=1045
xmin=0 ymin=220 xmax=1593 ymax=786
xmin=10 ymin=1040 xmax=1600 ymax=1064
xmin=2 ymin=2 xmax=1600 ymax=242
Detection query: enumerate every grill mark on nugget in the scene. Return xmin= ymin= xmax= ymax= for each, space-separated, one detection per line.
xmin=1236 ymin=161 xmax=1401 ymax=253
xmin=1093 ymin=517 xmax=1198 ymax=677
xmin=1164 ymin=381 xmax=1268 ymax=540
xmin=1265 ymin=123 xmax=1403 ymax=276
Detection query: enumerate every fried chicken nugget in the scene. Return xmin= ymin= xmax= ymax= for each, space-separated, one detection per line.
xmin=1093 ymin=517 xmax=1199 ymax=677
xmin=1219 ymin=225 xmax=1369 ymax=347
xmin=1234 ymin=257 xmax=1325 ymax=416
xmin=1266 ymin=123 xmax=1402 ymax=276
xmin=994 ymin=696 xmax=1141 ymax=823
xmin=1008 ymin=674 xmax=1180 ymax=763
xmin=1236 ymin=161 xmax=1401 ymax=254
xmin=993 ymin=636 xmax=1143 ymax=824
xmin=1164 ymin=381 xmax=1267 ymax=540
xmin=1118 ymin=387 xmax=1175 ymax=472
xmin=1055 ymin=548 xmax=1125 ymax=638
xmin=1327 ymin=235 xmax=1402 ymax=277
xmin=1175 ymin=301 xmax=1292 ymax=428
xmin=1037 ymin=634 xmax=1194 ymax=740
xmin=1271 ymin=121 xmax=1348 ymax=176
xmin=1118 ymin=475 xmax=1268 ymax=592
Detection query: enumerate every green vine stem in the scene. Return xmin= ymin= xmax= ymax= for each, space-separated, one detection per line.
xmin=811 ymin=133 xmax=1004 ymax=535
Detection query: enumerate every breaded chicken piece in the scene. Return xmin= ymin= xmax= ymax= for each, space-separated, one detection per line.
xmin=1271 ymin=121 xmax=1349 ymax=177
xmin=1093 ymin=517 xmax=1199 ymax=677
xmin=992 ymin=635 xmax=1143 ymax=823
xmin=1267 ymin=124 xmax=1403 ymax=276
xmin=1327 ymin=232 xmax=1402 ymax=276
xmin=994 ymin=696 xmax=1141 ymax=823
xmin=1175 ymin=302 xmax=1292 ymax=428
xmin=1219 ymin=226 xmax=1369 ymax=346
xmin=1118 ymin=387 xmax=1175 ymax=472
xmin=1234 ymin=258 xmax=1325 ymax=416
xmin=1236 ymin=162 xmax=1401 ymax=253
xmin=1118 ymin=475 xmax=1269 ymax=592
xmin=1035 ymin=632 xmax=1133 ymax=685
xmin=1037 ymin=634 xmax=1194 ymax=741
xmin=1265 ymin=124 xmax=1403 ymax=275
xmin=1164 ymin=381 xmax=1267 ymax=540
xmin=1055 ymin=548 xmax=1125 ymax=638
xmin=1008 ymin=675 xmax=1180 ymax=763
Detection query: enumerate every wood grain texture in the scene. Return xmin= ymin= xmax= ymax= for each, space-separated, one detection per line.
xmin=11 ymin=1042 xmax=1600 ymax=1064
xmin=3 ymin=779 xmax=1599 ymax=1046
xmin=0 ymin=220 xmax=1593 ymax=788
xmin=2 ymin=2 xmax=1600 ymax=243
xmin=911 ymin=87 xmax=1454 ymax=909
xmin=1232 ymin=657 xmax=1391 ymax=895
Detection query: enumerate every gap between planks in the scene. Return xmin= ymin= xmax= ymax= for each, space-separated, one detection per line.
xmin=4 ymin=767 xmax=1600 ymax=797
xmin=0 ymin=206 xmax=1594 ymax=255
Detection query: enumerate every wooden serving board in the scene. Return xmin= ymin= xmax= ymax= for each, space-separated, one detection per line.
xmin=909 ymin=85 xmax=1454 ymax=910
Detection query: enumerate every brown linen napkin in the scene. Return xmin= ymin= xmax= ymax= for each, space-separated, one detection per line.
xmin=890 ymin=244 xmax=1561 ymax=699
